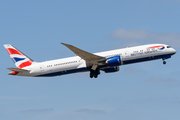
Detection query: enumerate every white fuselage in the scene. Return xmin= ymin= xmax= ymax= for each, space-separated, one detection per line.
xmin=17 ymin=44 xmax=176 ymax=77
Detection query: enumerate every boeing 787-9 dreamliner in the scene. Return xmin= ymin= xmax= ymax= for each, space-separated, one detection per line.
xmin=4 ymin=43 xmax=176 ymax=78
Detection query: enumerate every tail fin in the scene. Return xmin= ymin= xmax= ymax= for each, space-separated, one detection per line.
xmin=3 ymin=44 xmax=34 ymax=69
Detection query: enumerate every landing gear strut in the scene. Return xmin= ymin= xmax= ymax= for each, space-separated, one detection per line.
xmin=90 ymin=65 xmax=100 ymax=78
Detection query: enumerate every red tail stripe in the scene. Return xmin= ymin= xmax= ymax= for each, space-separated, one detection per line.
xmin=18 ymin=60 xmax=33 ymax=68
xmin=6 ymin=48 xmax=24 ymax=55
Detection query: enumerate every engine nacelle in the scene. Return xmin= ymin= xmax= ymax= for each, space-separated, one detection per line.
xmin=104 ymin=66 xmax=119 ymax=73
xmin=106 ymin=56 xmax=122 ymax=66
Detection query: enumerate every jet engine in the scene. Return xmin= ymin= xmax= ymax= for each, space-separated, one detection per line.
xmin=103 ymin=66 xmax=119 ymax=73
xmin=106 ymin=56 xmax=122 ymax=66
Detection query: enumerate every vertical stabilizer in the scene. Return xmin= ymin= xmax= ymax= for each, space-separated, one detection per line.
xmin=3 ymin=44 xmax=34 ymax=68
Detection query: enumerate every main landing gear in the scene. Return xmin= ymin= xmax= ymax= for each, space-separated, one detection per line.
xmin=163 ymin=60 xmax=166 ymax=65
xmin=90 ymin=65 xmax=100 ymax=78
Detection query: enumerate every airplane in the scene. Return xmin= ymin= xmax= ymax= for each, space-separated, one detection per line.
xmin=3 ymin=43 xmax=176 ymax=78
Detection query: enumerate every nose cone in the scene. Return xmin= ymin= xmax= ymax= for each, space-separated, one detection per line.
xmin=172 ymin=48 xmax=176 ymax=55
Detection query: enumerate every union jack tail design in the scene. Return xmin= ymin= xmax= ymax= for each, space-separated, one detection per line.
xmin=3 ymin=44 xmax=34 ymax=69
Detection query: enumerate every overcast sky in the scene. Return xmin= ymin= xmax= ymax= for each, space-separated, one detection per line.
xmin=1 ymin=0 xmax=180 ymax=120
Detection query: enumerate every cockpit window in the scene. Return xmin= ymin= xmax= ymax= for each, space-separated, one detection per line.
xmin=167 ymin=46 xmax=171 ymax=48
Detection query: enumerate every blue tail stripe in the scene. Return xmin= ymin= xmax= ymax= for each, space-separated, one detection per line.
xmin=13 ymin=57 xmax=25 ymax=63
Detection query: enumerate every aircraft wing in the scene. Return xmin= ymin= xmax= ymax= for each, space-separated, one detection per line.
xmin=7 ymin=68 xmax=29 ymax=72
xmin=61 ymin=43 xmax=106 ymax=64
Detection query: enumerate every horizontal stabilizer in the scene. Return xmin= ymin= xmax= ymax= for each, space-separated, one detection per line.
xmin=7 ymin=68 xmax=29 ymax=72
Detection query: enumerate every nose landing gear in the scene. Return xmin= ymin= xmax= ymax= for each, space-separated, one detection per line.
xmin=162 ymin=55 xmax=171 ymax=65
xmin=163 ymin=60 xmax=166 ymax=65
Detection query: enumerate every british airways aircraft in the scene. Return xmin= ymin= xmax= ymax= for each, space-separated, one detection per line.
xmin=4 ymin=43 xmax=176 ymax=78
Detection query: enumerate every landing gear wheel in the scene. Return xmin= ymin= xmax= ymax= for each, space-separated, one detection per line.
xmin=163 ymin=61 xmax=166 ymax=65
xmin=90 ymin=72 xmax=94 ymax=78
xmin=90 ymin=68 xmax=100 ymax=78
xmin=94 ymin=74 xmax=98 ymax=78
